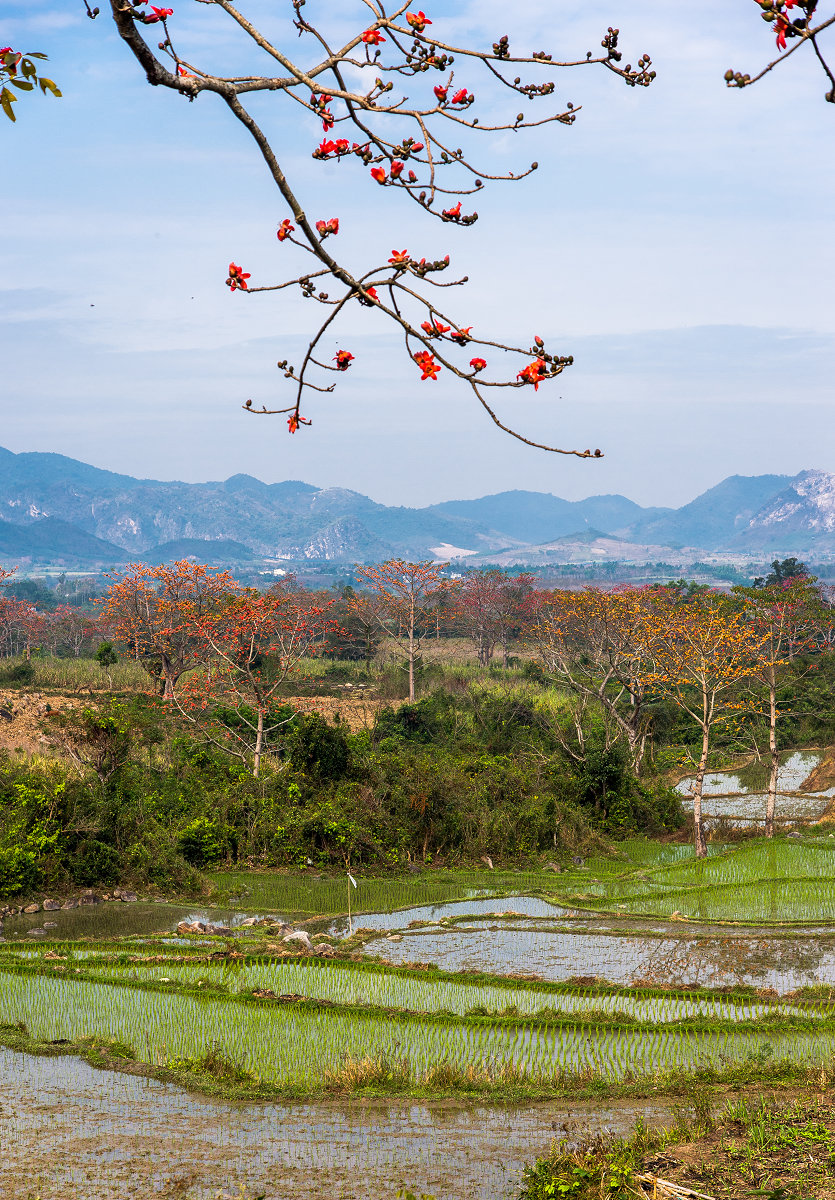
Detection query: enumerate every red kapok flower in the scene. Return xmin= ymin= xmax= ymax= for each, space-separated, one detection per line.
xmin=315 ymin=217 xmax=340 ymax=237
xmin=469 ymin=357 xmax=487 ymax=371
xmin=517 ymin=358 xmax=548 ymax=390
xmin=177 ymin=64 xmax=193 ymax=77
xmin=362 ymin=28 xmax=386 ymax=45
xmin=311 ymin=92 xmax=333 ymax=107
xmin=451 ymin=88 xmax=469 ymax=105
xmin=334 ymin=138 xmax=350 ymax=154
xmin=442 ymin=201 xmax=462 ymax=220
xmin=414 ymin=350 xmax=441 ymax=380
xmin=146 ymin=6 xmax=173 ymax=22
xmin=408 ymin=170 xmax=417 ymax=182
xmin=450 ymin=327 xmax=472 ymax=345
xmin=321 ymin=109 xmax=335 ymax=132
xmin=226 ymin=262 xmax=251 ymax=292
xmin=277 ymin=219 xmax=295 ymax=241
xmin=410 ymin=142 xmax=424 ymax=153
xmin=774 ymin=13 xmax=790 ymax=49
xmin=390 ymin=160 xmax=404 ymax=179
xmin=0 ymin=48 xmax=20 ymax=76
xmin=406 ymin=10 xmax=432 ymax=32
xmin=370 ymin=166 xmax=387 ymax=184
xmin=433 ymin=85 xmax=448 ymax=102
xmin=313 ymin=138 xmax=338 ymax=159
xmin=334 ymin=350 xmax=355 ymax=370
xmin=358 ymin=286 xmax=379 ymax=304
xmin=389 ymin=249 xmax=410 ymax=265
xmin=287 ymin=414 xmax=300 ymax=434
xmin=420 ymin=319 xmax=450 ymax=337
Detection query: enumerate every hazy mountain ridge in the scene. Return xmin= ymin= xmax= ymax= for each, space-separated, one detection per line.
xmin=0 ymin=447 xmax=832 ymax=565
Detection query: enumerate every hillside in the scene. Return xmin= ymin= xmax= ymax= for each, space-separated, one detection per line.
xmin=0 ymin=447 xmax=832 ymax=565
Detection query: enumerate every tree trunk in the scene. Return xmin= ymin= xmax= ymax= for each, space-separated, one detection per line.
xmin=692 ymin=722 xmax=710 ymax=859
xmin=765 ymin=667 xmax=778 ymax=839
xmin=253 ymin=707 xmax=264 ymax=778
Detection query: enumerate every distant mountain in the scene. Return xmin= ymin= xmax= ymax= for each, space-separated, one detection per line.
xmin=622 ymin=475 xmax=791 ymax=549
xmin=0 ymin=516 xmax=128 ymax=565
xmin=0 ymin=447 xmax=830 ymax=566
xmin=727 ymin=470 xmax=835 ymax=552
xmin=430 ymin=491 xmax=671 ymax=545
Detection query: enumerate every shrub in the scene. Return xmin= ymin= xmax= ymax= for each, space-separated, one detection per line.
xmin=177 ymin=817 xmax=224 ymax=867
xmin=289 ymin=713 xmax=350 ymax=780
xmin=71 ymin=839 xmax=121 ymax=887
xmin=0 ymin=847 xmax=40 ymax=898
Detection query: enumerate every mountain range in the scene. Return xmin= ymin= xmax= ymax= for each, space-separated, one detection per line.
xmin=0 ymin=446 xmax=832 ymax=567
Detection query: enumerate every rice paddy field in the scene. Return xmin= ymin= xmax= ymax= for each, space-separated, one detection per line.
xmin=7 ymin=788 xmax=835 ymax=1197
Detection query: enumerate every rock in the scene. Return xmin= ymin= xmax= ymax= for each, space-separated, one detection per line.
xmin=80 ymin=895 xmax=100 ymax=905
xmin=313 ymin=944 xmax=336 ymax=957
xmin=788 ymin=831 xmax=802 ymax=839
xmin=571 ymin=856 xmax=584 ymax=867
xmin=120 ymin=891 xmax=138 ymax=903
xmin=386 ymin=934 xmax=403 ymax=943
xmin=43 ymin=921 xmax=58 ymax=929
xmin=42 ymin=899 xmax=61 ymax=911
xmin=545 ymin=862 xmax=561 ymax=873
xmin=481 ymin=855 xmax=494 ymax=870
xmin=61 ymin=899 xmax=79 ymax=910
xmin=283 ymin=930 xmax=311 ymax=949
xmin=177 ymin=920 xmax=206 ymax=935
xmin=240 ymin=916 xmax=266 ymax=927
xmin=23 ymin=904 xmax=40 ymax=914
xmin=27 ymin=928 xmax=46 ymax=936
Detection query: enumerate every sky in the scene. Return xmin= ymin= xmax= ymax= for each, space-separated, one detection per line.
xmin=1 ymin=0 xmax=833 ymax=508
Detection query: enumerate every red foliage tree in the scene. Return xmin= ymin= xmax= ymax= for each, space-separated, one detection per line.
xmin=99 ymin=561 xmax=239 ymax=696
xmin=176 ymin=582 xmax=338 ymax=776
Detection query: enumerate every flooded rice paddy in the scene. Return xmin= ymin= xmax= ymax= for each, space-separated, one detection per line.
xmin=6 ymin=802 xmax=835 ymax=1198
xmin=0 ymin=1048 xmax=676 ymax=1199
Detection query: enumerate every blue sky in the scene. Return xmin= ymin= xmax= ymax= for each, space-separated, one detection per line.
xmin=1 ymin=0 xmax=833 ymax=507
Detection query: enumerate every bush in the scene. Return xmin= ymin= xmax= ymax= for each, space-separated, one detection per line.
xmin=71 ymin=839 xmax=121 ymax=887
xmin=0 ymin=847 xmax=40 ymax=898
xmin=0 ymin=660 xmax=35 ymax=686
xmin=177 ymin=817 xmax=224 ymax=867
xmin=289 ymin=713 xmax=350 ymax=780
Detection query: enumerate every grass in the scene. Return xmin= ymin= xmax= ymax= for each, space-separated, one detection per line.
xmin=520 ymin=1080 xmax=835 ymax=1199
xmin=0 ymin=654 xmax=148 ymax=692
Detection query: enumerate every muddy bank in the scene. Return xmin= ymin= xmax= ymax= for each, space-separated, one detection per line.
xmin=0 ymin=1048 xmax=675 ymax=1200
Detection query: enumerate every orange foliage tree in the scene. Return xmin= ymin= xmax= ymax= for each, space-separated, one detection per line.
xmin=354 ymin=559 xmax=451 ymax=701
xmin=734 ymin=577 xmax=823 ymax=837
xmin=529 ymin=586 xmax=659 ymax=776
xmin=99 ymin=561 xmax=239 ymax=696
xmin=175 ymin=582 xmax=338 ymax=777
xmin=648 ymin=591 xmax=770 ymax=858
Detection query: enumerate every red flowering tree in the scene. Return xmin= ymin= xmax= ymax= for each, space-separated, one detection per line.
xmin=727 ymin=2 xmax=835 ymax=99
xmin=99 ymin=561 xmax=239 ymax=696
xmin=354 ymin=559 xmax=451 ymax=701
xmin=457 ymin=569 xmax=534 ymax=668
xmin=175 ymin=583 xmax=338 ymax=777
xmin=95 ymin=2 xmax=655 ymax=456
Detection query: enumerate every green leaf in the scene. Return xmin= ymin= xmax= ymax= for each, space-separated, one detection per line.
xmin=0 ymin=87 xmax=17 ymax=121
xmin=27 ymin=53 xmax=49 ymax=61
xmin=10 ymin=79 xmax=35 ymax=91
xmin=39 ymin=78 xmax=61 ymax=97
xmin=20 ymin=60 xmax=36 ymax=79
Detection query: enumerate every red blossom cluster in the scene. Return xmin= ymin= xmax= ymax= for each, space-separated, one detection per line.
xmin=333 ymin=349 xmax=354 ymax=370
xmin=313 ymin=138 xmax=365 ymax=160
xmin=469 ymin=357 xmax=487 ymax=371
xmin=141 ymin=5 xmax=173 ymax=23
xmin=414 ymin=350 xmax=441 ymax=380
xmin=226 ymin=262 xmax=251 ymax=292
xmin=361 ymin=28 xmax=385 ymax=45
xmin=406 ymin=11 xmax=432 ymax=32
xmin=315 ymin=217 xmax=339 ymax=237
xmin=277 ymin=219 xmax=295 ymax=242
xmin=517 ymin=358 xmax=548 ymax=389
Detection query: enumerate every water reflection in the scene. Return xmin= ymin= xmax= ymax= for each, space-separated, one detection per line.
xmin=0 ymin=1048 xmax=675 ymax=1200
xmin=365 ymin=926 xmax=835 ymax=993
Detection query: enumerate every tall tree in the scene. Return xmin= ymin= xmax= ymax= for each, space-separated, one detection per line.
xmin=649 ymin=591 xmax=769 ymax=858
xmin=354 ymin=560 xmax=450 ymax=702
xmin=735 ymin=577 xmax=822 ymax=837
xmin=530 ymin=586 xmax=658 ymax=776
xmin=176 ymin=583 xmax=337 ymax=777
xmin=99 ymin=561 xmax=239 ymax=697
